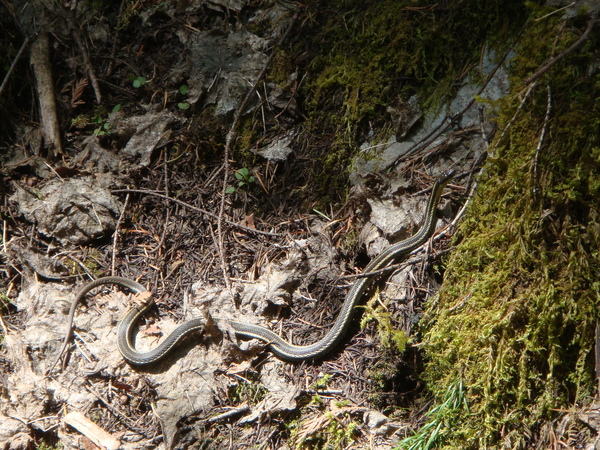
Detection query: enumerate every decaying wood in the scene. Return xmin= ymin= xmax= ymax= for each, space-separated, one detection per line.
xmin=30 ymin=33 xmax=63 ymax=158
xmin=63 ymin=411 xmax=120 ymax=450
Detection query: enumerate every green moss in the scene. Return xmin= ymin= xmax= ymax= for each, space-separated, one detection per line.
xmin=236 ymin=114 xmax=261 ymax=164
xmin=228 ymin=378 xmax=268 ymax=405
xmin=419 ymin=11 xmax=600 ymax=449
xmin=63 ymin=249 xmax=102 ymax=277
xmin=297 ymin=0 xmax=526 ymax=206
xmin=361 ymin=292 xmax=409 ymax=352
xmin=228 ymin=0 xmax=527 ymax=209
xmin=269 ymin=49 xmax=295 ymax=88
xmin=35 ymin=442 xmax=63 ymax=450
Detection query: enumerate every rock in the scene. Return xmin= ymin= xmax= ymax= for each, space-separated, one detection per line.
xmin=257 ymin=134 xmax=294 ymax=161
xmin=364 ymin=409 xmax=406 ymax=437
xmin=108 ymin=110 xmax=179 ymax=167
xmin=11 ymin=178 xmax=122 ymax=244
xmin=350 ymin=48 xmax=510 ymax=184
xmin=187 ymin=30 xmax=269 ymax=115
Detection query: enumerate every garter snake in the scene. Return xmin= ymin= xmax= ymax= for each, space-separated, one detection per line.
xmin=50 ymin=170 xmax=453 ymax=369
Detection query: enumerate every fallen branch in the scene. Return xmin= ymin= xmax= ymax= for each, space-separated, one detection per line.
xmin=62 ymin=411 xmax=120 ymax=450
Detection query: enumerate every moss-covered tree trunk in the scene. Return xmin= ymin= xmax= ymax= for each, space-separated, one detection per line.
xmin=420 ymin=11 xmax=600 ymax=449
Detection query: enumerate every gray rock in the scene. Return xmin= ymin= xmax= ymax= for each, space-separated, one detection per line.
xmin=187 ymin=30 xmax=269 ymax=115
xmin=11 ymin=178 xmax=122 ymax=245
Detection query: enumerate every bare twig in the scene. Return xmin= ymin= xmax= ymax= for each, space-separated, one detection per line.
xmin=0 ymin=35 xmax=30 ymax=99
xmin=534 ymin=2 xmax=575 ymax=22
xmin=69 ymin=13 xmax=103 ymax=104
xmin=524 ymin=18 xmax=596 ymax=86
xmin=206 ymin=405 xmax=250 ymax=423
xmin=478 ymin=106 xmax=489 ymax=145
xmin=491 ymin=81 xmax=538 ymax=155
xmin=104 ymin=0 xmax=127 ymax=77
xmin=110 ymin=188 xmax=281 ymax=237
xmin=157 ymin=150 xmax=171 ymax=257
xmin=111 ymin=193 xmax=129 ymax=275
xmin=532 ymin=84 xmax=552 ymax=202
xmin=0 ymin=311 xmax=8 ymax=338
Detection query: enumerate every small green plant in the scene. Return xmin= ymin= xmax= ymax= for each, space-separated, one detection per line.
xmin=132 ymin=76 xmax=147 ymax=88
xmin=71 ymin=114 xmax=88 ymax=129
xmin=1 ymin=292 xmax=13 ymax=309
xmin=325 ymin=413 xmax=358 ymax=449
xmin=75 ymin=104 xmax=121 ymax=136
xmin=310 ymin=373 xmax=332 ymax=390
xmin=35 ymin=440 xmax=63 ymax=450
xmin=226 ymin=168 xmax=256 ymax=194
xmin=92 ymin=115 xmax=110 ymax=136
xmin=177 ymin=85 xmax=190 ymax=109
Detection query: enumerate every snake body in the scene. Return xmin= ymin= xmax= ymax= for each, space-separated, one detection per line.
xmin=50 ymin=170 xmax=453 ymax=369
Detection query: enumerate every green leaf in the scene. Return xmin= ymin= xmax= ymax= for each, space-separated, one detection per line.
xmin=112 ymin=103 xmax=121 ymax=113
xmin=225 ymin=186 xmax=236 ymax=194
xmin=132 ymin=76 xmax=146 ymax=88
xmin=313 ymin=208 xmax=331 ymax=221
xmin=179 ymin=84 xmax=188 ymax=95
xmin=238 ymin=167 xmax=249 ymax=177
xmin=178 ymin=102 xmax=190 ymax=110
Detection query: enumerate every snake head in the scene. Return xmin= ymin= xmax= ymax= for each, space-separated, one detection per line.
xmin=435 ymin=169 xmax=455 ymax=188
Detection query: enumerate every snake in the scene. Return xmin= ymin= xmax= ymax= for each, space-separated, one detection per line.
xmin=48 ymin=169 xmax=453 ymax=370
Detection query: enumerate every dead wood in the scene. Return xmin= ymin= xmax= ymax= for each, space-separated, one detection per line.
xmin=29 ymin=33 xmax=63 ymax=159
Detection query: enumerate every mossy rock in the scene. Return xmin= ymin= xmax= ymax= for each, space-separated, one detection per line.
xmin=417 ymin=9 xmax=600 ymax=449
